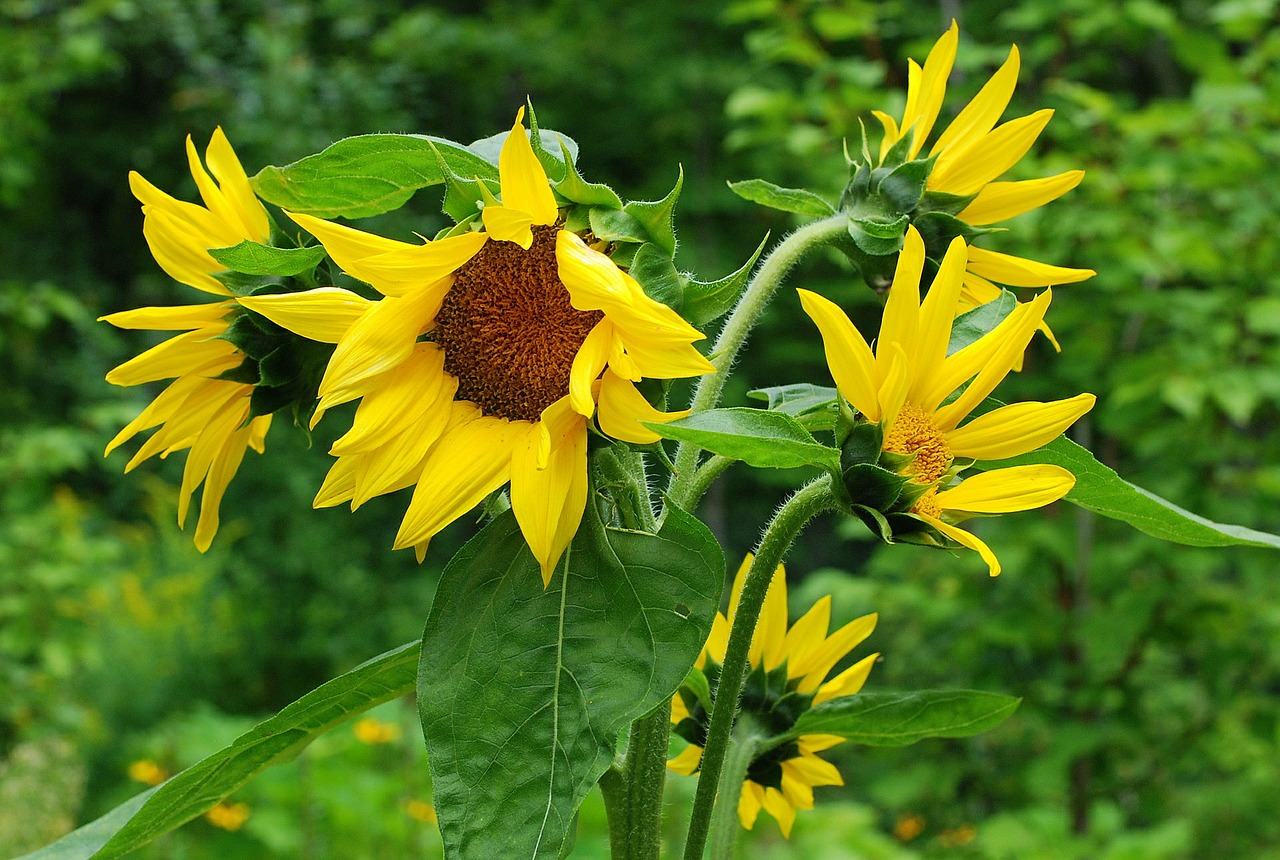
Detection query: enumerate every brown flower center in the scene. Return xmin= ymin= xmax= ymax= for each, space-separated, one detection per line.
xmin=883 ymin=403 xmax=953 ymax=487
xmin=434 ymin=225 xmax=603 ymax=422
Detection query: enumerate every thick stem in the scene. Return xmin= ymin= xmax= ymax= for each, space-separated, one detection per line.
xmin=668 ymin=214 xmax=848 ymax=510
xmin=620 ymin=701 xmax=673 ymax=860
xmin=598 ymin=766 xmax=633 ymax=860
xmin=707 ymin=731 xmax=760 ymax=860
xmin=682 ymin=478 xmax=837 ymax=860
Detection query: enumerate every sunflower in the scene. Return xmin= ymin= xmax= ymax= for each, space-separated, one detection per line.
xmin=799 ymin=227 xmax=1094 ymax=575
xmin=874 ymin=21 xmax=1094 ymax=308
xmin=241 ymin=108 xmax=714 ymax=581
xmin=102 ymin=129 xmax=273 ymax=551
xmin=668 ymin=556 xmax=879 ymax=838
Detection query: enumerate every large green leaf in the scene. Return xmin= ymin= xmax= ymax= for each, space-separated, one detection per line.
xmin=252 ymin=134 xmax=499 ymax=219
xmin=645 ymin=407 xmax=840 ymax=470
xmin=747 ymin=383 xmax=840 ymax=431
xmin=979 ymin=434 xmax=1280 ymax=550
xmin=207 ymin=241 xmax=327 ymax=277
xmin=18 ymin=643 xmax=418 ymax=860
xmin=418 ymin=504 xmax=723 ymax=860
xmin=785 ymin=691 xmax=1020 ymax=747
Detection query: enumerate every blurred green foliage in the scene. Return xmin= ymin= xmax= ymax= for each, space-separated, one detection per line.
xmin=1 ymin=0 xmax=1277 ymax=857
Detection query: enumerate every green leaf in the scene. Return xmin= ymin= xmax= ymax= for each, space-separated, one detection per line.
xmin=645 ymin=407 xmax=840 ymax=471
xmin=627 ymin=243 xmax=685 ymax=310
xmin=786 ymin=690 xmax=1021 ymax=747
xmin=468 ymin=128 xmax=577 ymax=171
xmin=681 ymin=234 xmax=768 ymax=327
xmin=977 ymin=432 xmax=1280 ymax=550
xmin=875 ymin=157 xmax=934 ymax=211
xmin=727 ymin=179 xmax=835 ymax=218
xmin=18 ymin=643 xmax=418 ymax=860
xmin=251 ymin=134 xmax=499 ymax=219
xmin=624 ymin=166 xmax=682 ymax=256
xmin=947 ymin=289 xmax=1018 ymax=354
xmin=848 ymin=218 xmax=906 ymax=256
xmin=588 ymin=206 xmax=652 ymax=244
xmin=747 ymin=383 xmax=839 ymax=431
xmin=681 ymin=666 xmax=713 ymax=712
xmin=207 ymin=241 xmax=328 ymax=277
xmin=418 ymin=503 xmax=723 ymax=860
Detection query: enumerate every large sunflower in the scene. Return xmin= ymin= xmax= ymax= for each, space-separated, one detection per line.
xmin=874 ymin=21 xmax=1094 ymax=308
xmin=668 ymin=556 xmax=879 ymax=838
xmin=102 ymin=129 xmax=273 ymax=551
xmin=799 ymin=227 xmax=1094 ymax=575
xmin=242 ymin=108 xmax=714 ymax=581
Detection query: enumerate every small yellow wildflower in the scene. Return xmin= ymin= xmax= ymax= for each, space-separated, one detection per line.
xmin=894 ymin=813 xmax=926 ymax=842
xmin=352 ymin=717 xmax=402 ymax=744
xmin=205 ymin=801 xmax=251 ymax=831
xmin=404 ymin=799 xmax=437 ymax=823
xmin=126 ymin=759 xmax=168 ymax=786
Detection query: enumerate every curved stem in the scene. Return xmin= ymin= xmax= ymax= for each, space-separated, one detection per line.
xmin=682 ymin=477 xmax=838 ymax=859
xmin=668 ymin=214 xmax=848 ymax=510
xmin=686 ymin=455 xmax=734 ymax=507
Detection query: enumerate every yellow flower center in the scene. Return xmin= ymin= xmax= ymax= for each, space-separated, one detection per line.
xmin=883 ymin=403 xmax=953 ymax=485
xmin=435 ymin=225 xmax=603 ymax=422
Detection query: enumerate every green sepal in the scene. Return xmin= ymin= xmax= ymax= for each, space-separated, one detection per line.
xmin=839 ymin=420 xmax=885 ymax=468
xmin=839 ymin=238 xmax=900 ymax=289
xmin=879 ymin=126 xmax=916 ymax=168
xmin=623 ymin=166 xmax=682 ymax=256
xmin=914 ymin=210 xmax=1000 ymax=253
xmin=216 ymin=357 xmax=261 ymax=386
xmin=680 ymin=666 xmax=713 ymax=713
xmin=553 ymin=138 xmax=623 ymax=208
xmin=842 ymin=463 xmax=908 ymax=511
xmin=848 ymin=218 xmax=907 ymax=256
xmin=607 ymin=240 xmax=641 ymax=268
xmin=433 ymin=213 xmax=482 ymax=241
xmin=853 ymin=210 xmax=910 ymax=240
xmin=891 ymin=479 xmax=934 ymax=513
xmin=681 ymin=233 xmax=768 ymax=327
xmin=523 ymin=101 xmax=569 ymax=183
xmin=589 ymin=207 xmax=651 ymax=245
xmin=875 ymin=155 xmax=935 ymax=212
xmin=839 ymin=161 xmax=873 ymax=209
xmin=727 ymin=179 xmax=835 ymax=218
xmin=627 ymin=242 xmax=685 ymax=311
xmin=208 ymin=241 xmax=328 ymax=277
xmin=918 ymin=189 xmax=978 ymax=217
xmin=218 ymin=313 xmax=277 ymax=360
xmin=562 ymin=204 xmax=592 ymax=234
xmin=426 ymin=140 xmax=496 ymax=223
xmin=211 ymin=269 xmax=271 ymax=298
xmin=849 ymin=503 xmax=895 ymax=543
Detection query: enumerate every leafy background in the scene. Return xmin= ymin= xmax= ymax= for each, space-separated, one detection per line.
xmin=2 ymin=0 xmax=1278 ymax=857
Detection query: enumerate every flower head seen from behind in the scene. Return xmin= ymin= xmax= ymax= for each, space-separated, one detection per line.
xmin=668 ymin=556 xmax=879 ymax=838
xmin=242 ymin=107 xmax=715 ymax=582
xmin=102 ymin=129 xmax=273 ymax=551
xmin=800 ymin=227 xmax=1095 ymax=575
xmin=872 ymin=21 xmax=1094 ymax=308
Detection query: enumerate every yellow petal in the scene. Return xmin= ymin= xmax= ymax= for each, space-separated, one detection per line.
xmin=203 ymin=127 xmax=270 ymax=241
xmin=238 ymin=288 xmax=373 ymax=343
xmin=726 ymin=554 xmax=753 ymax=626
xmin=608 ymin=333 xmax=715 ymax=382
xmin=944 ymin=393 xmax=1095 ymax=460
xmin=596 ymin=370 xmax=690 ymax=444
xmin=247 ymin=414 xmax=271 ymax=454
xmin=314 ymin=456 xmax=358 ymax=508
xmin=935 ymin=464 xmax=1076 ymax=513
xmin=916 ymin=513 xmax=1001 ymax=576
xmin=185 ymin=135 xmax=253 ymax=248
xmin=909 ymin=236 xmax=968 ymax=402
xmin=99 ymin=303 xmax=232 ymax=331
xmin=958 ymin=170 xmax=1085 ymax=225
xmin=287 ymin=211 xmax=486 ymax=297
xmin=796 ymin=734 xmax=844 ymax=755
xmin=667 ymin=744 xmax=703 ymax=776
xmin=105 ymin=330 xmax=240 ymax=387
xmin=872 ymin=110 xmax=901 ymax=163
xmin=783 ymin=596 xmax=831 ymax=682
xmin=813 ymin=652 xmax=879 ymax=705
xmin=779 ymin=763 xmax=815 ymax=811
xmin=876 ymin=342 xmax=910 ymax=438
xmin=705 ymin=612 xmax=730 ymax=667
xmin=966 ymin=246 xmax=1095 ymax=287
xmin=671 ymin=691 xmax=690 ymax=725
xmin=797 ymin=289 xmax=880 ymax=420
xmin=958 ymin=271 xmax=1003 ymax=311
xmin=498 ymin=106 xmax=559 ymax=226
xmin=179 ymin=393 xmax=250 ymax=528
xmin=750 ymin=566 xmax=788 ymax=672
xmin=331 ymin=344 xmax=453 ymax=456
xmin=932 ymin=45 xmax=1020 ymax=156
xmin=738 ymin=781 xmax=765 ymax=831
xmin=876 ymin=228 xmax=923 ymax=374
xmin=932 ymin=288 xmax=1051 ymax=431
xmin=349 ymin=396 xmax=456 ymax=509
xmin=317 ymin=285 xmax=444 ymax=412
xmin=762 ymin=787 xmax=797 ymax=838
xmin=919 ymin=296 xmax=1037 ymax=413
xmin=786 ymin=751 xmax=844 ymax=787
xmin=480 ymin=204 xmax=535 ymax=248
xmin=511 ymin=399 xmax=589 ymax=585
xmin=123 ymin=380 xmax=241 ymax=471
xmin=794 ymin=612 xmax=878 ymax=694
xmin=903 ymin=21 xmax=959 ymax=158
xmin=929 ymin=109 xmax=1054 ymax=197
xmin=568 ymin=320 xmax=613 ymax=416
xmin=393 ymin=406 xmax=525 ymax=549
xmin=132 ymin=196 xmax=233 ymax=295
xmin=105 ymin=375 xmax=206 ymax=456
xmin=194 ymin=421 xmax=254 ymax=552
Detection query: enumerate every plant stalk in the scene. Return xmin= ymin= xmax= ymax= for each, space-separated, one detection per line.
xmin=682 ymin=477 xmax=837 ymax=859
xmin=707 ymin=730 xmax=760 ymax=860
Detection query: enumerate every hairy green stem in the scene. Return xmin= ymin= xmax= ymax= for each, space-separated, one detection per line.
xmin=668 ymin=214 xmax=848 ymax=509
xmin=682 ymin=477 xmax=837 ymax=860
xmin=621 ymin=701 xmax=673 ymax=860
xmin=598 ymin=766 xmax=633 ymax=860
xmin=707 ymin=730 xmax=760 ymax=860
